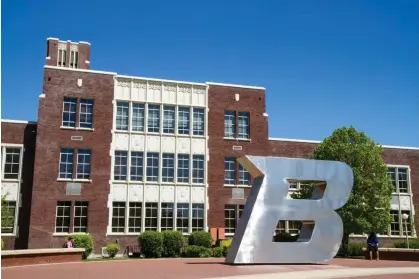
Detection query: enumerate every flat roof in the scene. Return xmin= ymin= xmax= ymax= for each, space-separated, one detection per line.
xmin=1 ymin=119 xmax=37 ymax=125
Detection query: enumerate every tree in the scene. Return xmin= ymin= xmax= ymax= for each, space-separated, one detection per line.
xmin=1 ymin=195 xmax=14 ymax=229
xmin=291 ymin=127 xmax=393 ymax=255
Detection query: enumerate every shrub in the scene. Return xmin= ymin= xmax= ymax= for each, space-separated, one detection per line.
xmin=162 ymin=230 xmax=184 ymax=257
xmin=221 ymin=239 xmax=232 ymax=257
xmin=1 ymin=238 xmax=4 ymax=250
xmin=188 ymin=231 xmax=213 ymax=248
xmin=66 ymin=234 xmax=94 ymax=259
xmin=138 ymin=231 xmax=164 ymax=258
xmin=106 ymin=243 xmax=120 ymax=258
xmin=347 ymin=242 xmax=365 ymax=256
xmin=273 ymin=232 xmax=298 ymax=242
xmin=394 ymin=238 xmax=419 ymax=249
xmin=183 ymin=245 xmax=211 ymax=258
xmin=212 ymin=247 xmax=224 ymax=258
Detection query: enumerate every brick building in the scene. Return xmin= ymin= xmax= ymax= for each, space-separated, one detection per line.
xmin=1 ymin=38 xmax=418 ymax=252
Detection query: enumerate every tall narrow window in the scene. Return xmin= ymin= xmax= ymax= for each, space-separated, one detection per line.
xmin=224 ymin=157 xmax=236 ymax=185
xmin=59 ymin=148 xmax=74 ymax=179
xmin=238 ymin=112 xmax=250 ymax=139
xmin=130 ymin=152 xmax=143 ymax=181
xmin=160 ymin=203 xmax=174 ymax=231
xmin=146 ymin=153 xmax=159 ymax=182
xmin=58 ymin=49 xmax=66 ymax=67
xmin=162 ymin=154 xmax=174 ymax=182
xmin=390 ymin=210 xmax=400 ymax=236
xmin=148 ymin=105 xmax=160 ymax=133
xmin=192 ymin=204 xmax=204 ymax=231
xmin=224 ymin=111 xmax=236 ymax=138
xmin=128 ymin=202 xmax=142 ymax=233
xmin=79 ymin=99 xmax=94 ymax=129
xmin=116 ymin=102 xmax=129 ymax=131
xmin=76 ymin=149 xmax=91 ymax=180
xmin=112 ymin=202 xmax=125 ymax=233
xmin=144 ymin=202 xmax=158 ymax=231
xmin=238 ymin=164 xmax=250 ymax=186
xmin=193 ymin=108 xmax=205 ymax=136
xmin=114 ymin=151 xmax=128 ymax=180
xmin=176 ymin=203 xmax=189 ymax=233
xmin=163 ymin=106 xmax=175 ymax=134
xmin=192 ymin=155 xmax=204 ymax=184
xmin=3 ymin=147 xmax=21 ymax=179
xmin=1 ymin=201 xmax=16 ymax=234
xmin=224 ymin=205 xmax=236 ymax=234
xmin=177 ymin=154 xmax=189 ymax=183
xmin=73 ymin=201 xmax=88 ymax=233
xmin=178 ymin=107 xmax=190 ymax=135
xmin=388 ymin=167 xmax=410 ymax=193
xmin=132 ymin=103 xmax=145 ymax=132
xmin=62 ymin=97 xmax=77 ymax=128
xmin=55 ymin=201 xmax=71 ymax=233
xmin=70 ymin=50 xmax=79 ymax=68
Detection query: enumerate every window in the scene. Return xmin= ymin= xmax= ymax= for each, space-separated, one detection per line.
xmin=79 ymin=99 xmax=94 ymax=129
xmin=144 ymin=202 xmax=158 ymax=231
xmin=132 ymin=103 xmax=145 ymax=132
xmin=58 ymin=49 xmax=66 ymax=67
xmin=177 ymin=203 xmax=189 ymax=233
xmin=162 ymin=154 xmax=174 ymax=182
xmin=112 ymin=202 xmax=126 ymax=233
xmin=160 ymin=203 xmax=174 ymax=231
xmin=178 ymin=107 xmax=190 ymax=135
xmin=224 ymin=111 xmax=236 ymax=138
xmin=1 ymin=201 xmax=16 ymax=234
xmin=163 ymin=106 xmax=175 ymax=134
xmin=275 ymin=221 xmax=301 ymax=236
xmin=238 ymin=112 xmax=250 ymax=139
xmin=130 ymin=152 xmax=143 ymax=181
xmin=390 ymin=210 xmax=400 ymax=236
xmin=62 ymin=97 xmax=77 ymax=128
xmin=224 ymin=157 xmax=236 ymax=185
xmin=192 ymin=155 xmax=204 ymax=184
xmin=146 ymin=153 xmax=159 ymax=182
xmin=59 ymin=148 xmax=74 ymax=179
xmin=224 ymin=204 xmax=244 ymax=234
xmin=70 ymin=50 xmax=78 ymax=68
xmin=114 ymin=151 xmax=128 ymax=180
xmin=193 ymin=108 xmax=205 ymax=136
xmin=389 ymin=210 xmax=413 ymax=237
xmin=275 ymin=221 xmax=286 ymax=234
xmin=238 ymin=164 xmax=250 ymax=185
xmin=401 ymin=210 xmax=413 ymax=236
xmin=73 ymin=201 xmax=88 ymax=233
xmin=3 ymin=147 xmax=21 ymax=179
xmin=177 ymin=154 xmax=189 ymax=183
xmin=192 ymin=204 xmax=204 ymax=231
xmin=55 ymin=201 xmax=71 ymax=233
xmin=388 ymin=167 xmax=409 ymax=193
xmin=116 ymin=102 xmax=129 ymax=131
xmin=76 ymin=149 xmax=91 ymax=180
xmin=148 ymin=105 xmax=160 ymax=133
xmin=128 ymin=202 xmax=142 ymax=233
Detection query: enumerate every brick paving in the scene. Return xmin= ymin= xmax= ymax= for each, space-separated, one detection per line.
xmin=2 ymin=258 xmax=418 ymax=279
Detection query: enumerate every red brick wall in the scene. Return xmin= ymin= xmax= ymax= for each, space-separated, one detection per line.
xmin=45 ymin=39 xmax=90 ymax=69
xmin=1 ymin=122 xmax=37 ymax=249
xmin=28 ymin=67 xmax=114 ymax=252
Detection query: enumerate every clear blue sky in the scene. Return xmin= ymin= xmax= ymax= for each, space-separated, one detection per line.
xmin=2 ymin=0 xmax=418 ymax=147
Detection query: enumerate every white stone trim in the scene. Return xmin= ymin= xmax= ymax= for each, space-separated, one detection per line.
xmin=206 ymin=82 xmax=265 ymax=90
xmin=46 ymin=37 xmax=59 ymax=41
xmin=1 ymin=119 xmax=37 ymax=124
xmin=79 ymin=41 xmax=91 ymax=45
xmin=44 ymin=65 xmax=117 ymax=76
xmin=1 ymin=248 xmax=85 ymax=256
xmin=117 ymin=75 xmax=206 ymax=87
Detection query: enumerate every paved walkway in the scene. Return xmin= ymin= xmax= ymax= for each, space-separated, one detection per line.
xmin=2 ymin=258 xmax=419 ymax=279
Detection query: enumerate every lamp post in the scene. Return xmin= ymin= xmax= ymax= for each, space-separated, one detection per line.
xmin=402 ymin=213 xmax=410 ymax=249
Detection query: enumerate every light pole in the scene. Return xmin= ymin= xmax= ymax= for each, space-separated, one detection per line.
xmin=402 ymin=213 xmax=410 ymax=249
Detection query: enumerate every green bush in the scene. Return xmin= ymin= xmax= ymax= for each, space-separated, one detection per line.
xmin=394 ymin=238 xmax=419 ymax=249
xmin=347 ymin=242 xmax=365 ymax=256
xmin=65 ymin=234 xmax=94 ymax=259
xmin=138 ymin=231 xmax=164 ymax=258
xmin=188 ymin=231 xmax=213 ymax=248
xmin=106 ymin=243 xmax=120 ymax=258
xmin=212 ymin=247 xmax=224 ymax=257
xmin=273 ymin=232 xmax=299 ymax=242
xmin=162 ymin=230 xmax=184 ymax=257
xmin=220 ymin=239 xmax=232 ymax=257
xmin=1 ymin=238 xmax=4 ymax=250
xmin=183 ymin=245 xmax=211 ymax=258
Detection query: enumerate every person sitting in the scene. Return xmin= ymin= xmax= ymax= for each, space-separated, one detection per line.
xmin=367 ymin=232 xmax=379 ymax=260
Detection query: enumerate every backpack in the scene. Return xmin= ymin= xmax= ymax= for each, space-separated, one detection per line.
xmin=62 ymin=242 xmax=68 ymax=248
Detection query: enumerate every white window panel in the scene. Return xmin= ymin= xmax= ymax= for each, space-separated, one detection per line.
xmin=192 ymin=108 xmax=205 ymax=136
xmin=146 ymin=153 xmax=159 ymax=182
xmin=116 ymin=102 xmax=129 ymax=131
xmin=176 ymin=203 xmax=189 ymax=233
xmin=238 ymin=112 xmax=250 ymax=139
xmin=79 ymin=99 xmax=94 ymax=129
xmin=177 ymin=154 xmax=189 ymax=183
xmin=128 ymin=202 xmax=142 ymax=233
xmin=73 ymin=201 xmax=88 ymax=233
xmin=114 ymin=151 xmax=128 ymax=180
xmin=147 ymin=105 xmax=160 ymax=133
xmin=144 ymin=202 xmax=158 ymax=230
xmin=76 ymin=149 xmax=91 ymax=180
xmin=162 ymin=153 xmax=175 ymax=182
xmin=178 ymin=107 xmax=190 ymax=135
xmin=55 ymin=201 xmax=71 ymax=233
xmin=132 ymin=103 xmax=145 ymax=132
xmin=62 ymin=97 xmax=77 ymax=128
xmin=192 ymin=204 xmax=204 ymax=231
xmin=130 ymin=152 xmax=143 ymax=181
xmin=224 ymin=111 xmax=235 ymax=138
xmin=59 ymin=148 xmax=74 ymax=179
xmin=192 ymin=155 xmax=204 ymax=184
xmin=163 ymin=106 xmax=175 ymax=134
xmin=112 ymin=202 xmax=126 ymax=233
xmin=224 ymin=157 xmax=236 ymax=185
xmin=160 ymin=202 xmax=174 ymax=231
xmin=3 ymin=147 xmax=21 ymax=180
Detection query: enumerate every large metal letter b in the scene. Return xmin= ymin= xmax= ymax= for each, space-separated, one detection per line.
xmin=225 ymin=156 xmax=354 ymax=264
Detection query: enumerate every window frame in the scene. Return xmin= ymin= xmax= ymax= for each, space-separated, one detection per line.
xmin=79 ymin=99 xmax=94 ymax=129
xmin=76 ymin=149 xmax=92 ymax=180
xmin=73 ymin=201 xmax=88 ymax=233
xmin=62 ymin=97 xmax=77 ymax=128
xmin=2 ymin=146 xmax=23 ymax=180
xmin=55 ymin=201 xmax=72 ymax=234
xmin=59 ymin=148 xmax=75 ymax=179
xmin=224 ymin=204 xmax=244 ymax=235
xmin=1 ymin=201 xmax=17 ymax=234
xmin=114 ymin=151 xmax=128 ymax=181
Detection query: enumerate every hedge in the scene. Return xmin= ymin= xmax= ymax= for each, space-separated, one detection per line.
xmin=188 ymin=231 xmax=213 ymax=248
xmin=138 ymin=231 xmax=164 ymax=258
xmin=394 ymin=238 xmax=419 ymax=249
xmin=65 ymin=234 xmax=94 ymax=259
xmin=162 ymin=230 xmax=184 ymax=257
xmin=183 ymin=245 xmax=211 ymax=258
xmin=347 ymin=242 xmax=365 ymax=256
xmin=106 ymin=243 xmax=120 ymax=258
xmin=212 ymin=247 xmax=224 ymax=257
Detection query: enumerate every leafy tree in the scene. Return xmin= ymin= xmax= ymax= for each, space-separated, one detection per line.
xmin=291 ymin=127 xmax=393 ymax=255
xmin=1 ymin=195 xmax=14 ymax=229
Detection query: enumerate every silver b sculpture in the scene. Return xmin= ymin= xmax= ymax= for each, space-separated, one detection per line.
xmin=225 ymin=156 xmax=354 ymax=264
